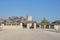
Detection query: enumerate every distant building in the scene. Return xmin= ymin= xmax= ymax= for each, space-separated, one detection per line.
xmin=26 ymin=16 xmax=32 ymax=21
xmin=0 ymin=16 xmax=60 ymax=30
xmin=52 ymin=20 xmax=60 ymax=30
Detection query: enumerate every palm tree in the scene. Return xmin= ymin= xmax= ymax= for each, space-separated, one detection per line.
xmin=40 ymin=18 xmax=50 ymax=29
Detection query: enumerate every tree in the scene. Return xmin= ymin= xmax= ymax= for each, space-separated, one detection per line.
xmin=40 ymin=18 xmax=50 ymax=29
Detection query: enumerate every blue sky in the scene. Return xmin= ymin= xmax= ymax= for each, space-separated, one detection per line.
xmin=0 ymin=0 xmax=60 ymax=22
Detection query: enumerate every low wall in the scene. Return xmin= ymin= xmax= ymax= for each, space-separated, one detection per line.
xmin=0 ymin=25 xmax=22 ymax=30
xmin=0 ymin=24 xmax=55 ymax=30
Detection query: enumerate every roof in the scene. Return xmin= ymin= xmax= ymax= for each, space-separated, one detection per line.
xmin=51 ymin=20 xmax=60 ymax=25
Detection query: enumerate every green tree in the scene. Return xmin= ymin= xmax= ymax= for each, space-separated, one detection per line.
xmin=40 ymin=18 xmax=50 ymax=29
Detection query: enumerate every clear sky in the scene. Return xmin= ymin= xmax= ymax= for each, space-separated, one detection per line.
xmin=0 ymin=0 xmax=60 ymax=22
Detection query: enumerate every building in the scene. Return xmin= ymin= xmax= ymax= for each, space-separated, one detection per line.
xmin=52 ymin=20 xmax=60 ymax=30
xmin=0 ymin=16 xmax=60 ymax=30
xmin=26 ymin=16 xmax=32 ymax=21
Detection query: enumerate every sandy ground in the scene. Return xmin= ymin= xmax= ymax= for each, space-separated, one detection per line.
xmin=0 ymin=29 xmax=60 ymax=40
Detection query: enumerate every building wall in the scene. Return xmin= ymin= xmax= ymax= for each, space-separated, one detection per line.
xmin=27 ymin=16 xmax=32 ymax=21
xmin=27 ymin=23 xmax=32 ymax=29
xmin=54 ymin=25 xmax=60 ymax=30
xmin=58 ymin=25 xmax=60 ymax=30
xmin=2 ymin=25 xmax=22 ymax=29
xmin=0 ymin=24 xmax=23 ymax=30
xmin=0 ymin=23 xmax=55 ymax=30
